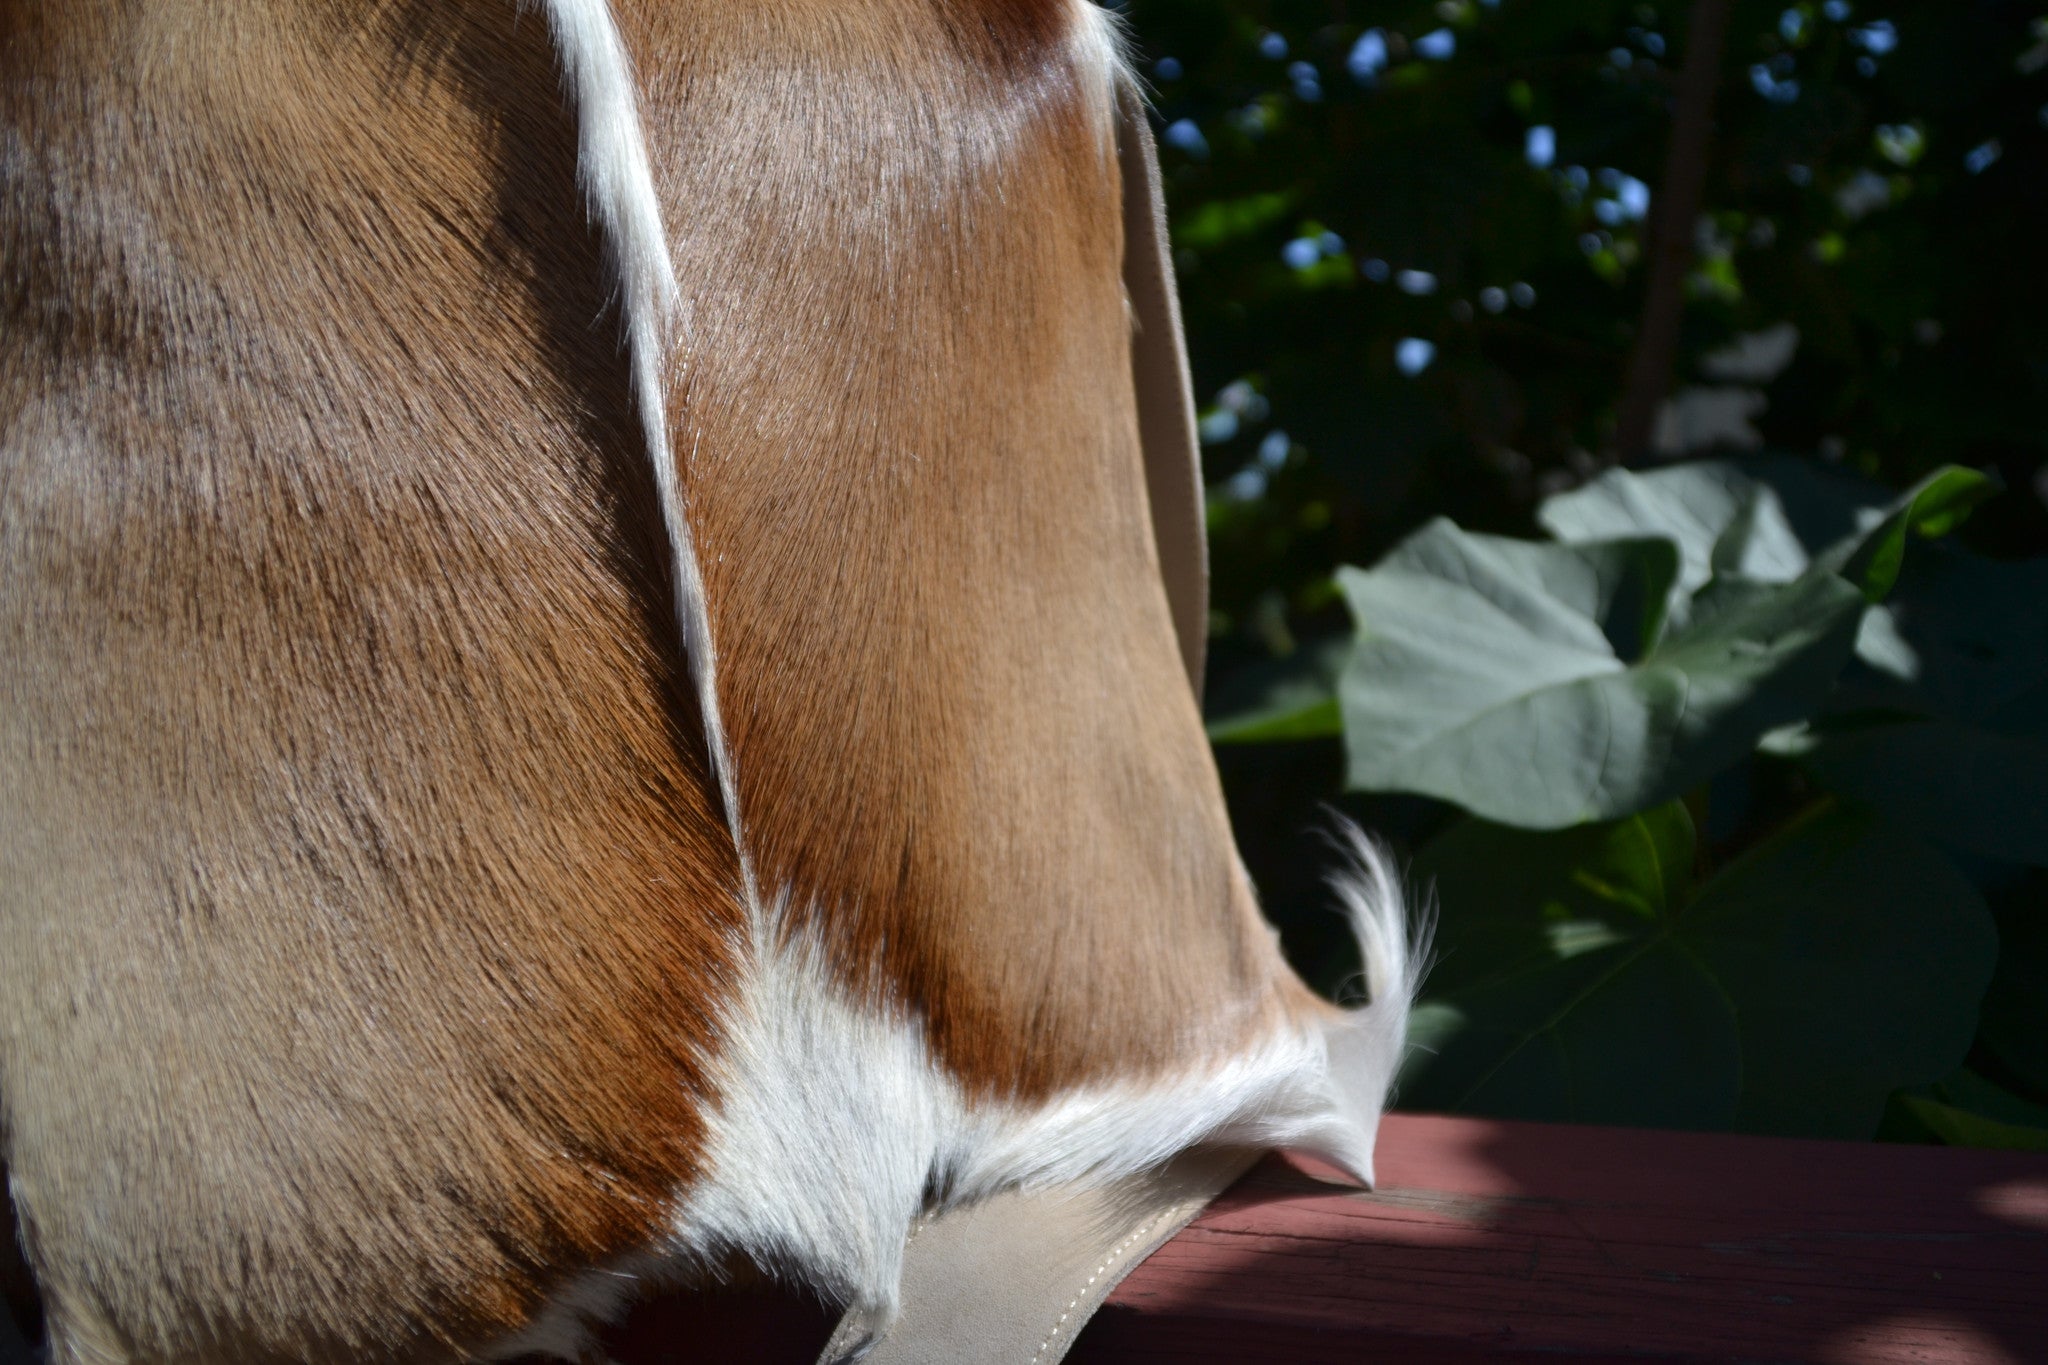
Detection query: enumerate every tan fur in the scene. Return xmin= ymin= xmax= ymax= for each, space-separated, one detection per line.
xmin=1 ymin=4 xmax=740 ymax=1359
xmin=1 ymin=0 xmax=1325 ymax=1360
xmin=619 ymin=0 xmax=1306 ymax=1100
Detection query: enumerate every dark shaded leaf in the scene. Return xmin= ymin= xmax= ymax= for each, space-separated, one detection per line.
xmin=1402 ymin=804 xmax=1998 ymax=1138
xmin=1830 ymin=466 xmax=2002 ymax=601
xmin=1978 ymin=879 xmax=2048 ymax=1097
xmin=1775 ymin=549 xmax=2048 ymax=864
xmin=1686 ymin=805 xmax=1999 ymax=1137
xmin=1787 ymin=718 xmax=2048 ymax=866
xmin=1888 ymin=1070 xmax=2048 ymax=1152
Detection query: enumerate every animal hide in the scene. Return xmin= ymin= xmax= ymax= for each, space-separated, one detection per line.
xmin=0 ymin=3 xmax=1420 ymax=1360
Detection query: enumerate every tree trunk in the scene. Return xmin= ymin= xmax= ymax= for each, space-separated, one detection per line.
xmin=1614 ymin=0 xmax=1734 ymax=464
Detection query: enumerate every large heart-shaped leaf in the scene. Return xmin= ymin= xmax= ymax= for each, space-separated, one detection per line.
xmin=1402 ymin=802 xmax=1998 ymax=1138
xmin=1537 ymin=457 xmax=1893 ymax=609
xmin=1543 ymin=460 xmax=1803 ymax=588
xmin=1539 ymin=457 xmax=1996 ymax=612
xmin=1337 ymin=520 xmax=1864 ymax=827
xmin=1401 ymin=805 xmax=1740 ymax=1128
xmin=1688 ymin=805 xmax=1998 ymax=1136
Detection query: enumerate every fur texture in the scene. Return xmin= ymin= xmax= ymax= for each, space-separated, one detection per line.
xmin=614 ymin=0 xmax=1292 ymax=1103
xmin=533 ymin=0 xmax=755 ymax=904
xmin=491 ymin=840 xmax=1424 ymax=1358
xmin=0 ymin=2 xmax=1424 ymax=1360
xmin=663 ymin=842 xmax=1422 ymax=1340
xmin=0 ymin=5 xmax=742 ymax=1359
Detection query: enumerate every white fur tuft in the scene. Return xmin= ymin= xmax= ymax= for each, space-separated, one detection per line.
xmin=667 ymin=892 xmax=1395 ymax=1335
xmin=668 ymin=830 xmax=1428 ymax=1338
xmin=487 ymin=841 xmax=1428 ymax=1359
xmin=1072 ymin=0 xmax=1135 ymax=159
xmin=534 ymin=0 xmax=757 ymax=907
xmin=1301 ymin=821 xmax=1434 ymax=1187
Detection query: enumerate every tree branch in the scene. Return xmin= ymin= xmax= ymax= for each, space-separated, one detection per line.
xmin=1613 ymin=0 xmax=1734 ymax=464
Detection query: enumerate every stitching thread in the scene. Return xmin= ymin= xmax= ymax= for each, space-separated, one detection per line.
xmin=1027 ymin=1205 xmax=1182 ymax=1364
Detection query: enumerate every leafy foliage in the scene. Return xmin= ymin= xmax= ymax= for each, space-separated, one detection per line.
xmin=1406 ymin=800 xmax=1996 ymax=1137
xmin=1127 ymin=0 xmax=2048 ymax=658
xmin=1211 ymin=454 xmax=2042 ymax=1143
xmin=1139 ymin=1 xmax=2048 ymax=1150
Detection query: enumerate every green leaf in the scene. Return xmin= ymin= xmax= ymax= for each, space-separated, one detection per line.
xmin=1172 ymin=191 xmax=1294 ymax=250
xmin=1785 ymin=717 xmax=2048 ymax=866
xmin=1847 ymin=551 xmax=2048 ymax=723
xmin=1207 ymin=696 xmax=1340 ymax=743
xmin=1539 ymin=457 xmax=1994 ymax=612
xmin=1336 ymin=521 xmax=1863 ymax=827
xmin=1401 ymin=939 xmax=1745 ymax=1129
xmin=1205 ymin=637 xmax=1348 ymax=743
xmin=1775 ymin=549 xmax=2048 ymax=865
xmin=1889 ymin=1071 xmax=2048 ymax=1152
xmin=1401 ymin=804 xmax=1999 ymax=1138
xmin=1979 ymin=898 xmax=2048 ymax=1096
xmin=1894 ymin=1096 xmax=2048 ymax=1152
xmin=1830 ymin=466 xmax=2002 ymax=601
xmin=1402 ymin=803 xmax=1737 ymax=1129
xmin=1685 ymin=805 xmax=1999 ymax=1137
xmin=1417 ymin=802 xmax=1697 ymax=955
xmin=1538 ymin=457 xmax=1889 ymax=617
xmin=1530 ymin=461 xmax=2022 ymax=843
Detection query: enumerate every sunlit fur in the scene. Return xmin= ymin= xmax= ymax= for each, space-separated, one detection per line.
xmin=1 ymin=6 xmax=743 ymax=1360
xmin=0 ymin=2 xmax=1422 ymax=1361
xmin=1315 ymin=827 xmax=1436 ymax=1190
xmin=531 ymin=0 xmax=754 ymax=904
xmin=489 ymin=844 xmax=1424 ymax=1360
xmin=683 ymin=860 xmax=1418 ymax=1344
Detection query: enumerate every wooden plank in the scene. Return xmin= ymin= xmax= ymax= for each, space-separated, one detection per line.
xmin=1070 ymin=1113 xmax=2048 ymax=1364
xmin=594 ymin=1113 xmax=2048 ymax=1363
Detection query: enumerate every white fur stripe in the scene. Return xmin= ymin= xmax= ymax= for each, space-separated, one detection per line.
xmin=534 ymin=0 xmax=758 ymax=908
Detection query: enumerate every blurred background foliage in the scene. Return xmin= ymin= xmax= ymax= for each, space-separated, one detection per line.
xmin=1119 ymin=0 xmax=2048 ymax=1147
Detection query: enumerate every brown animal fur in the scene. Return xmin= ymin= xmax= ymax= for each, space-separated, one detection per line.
xmin=619 ymin=0 xmax=1308 ymax=1100
xmin=1 ymin=4 xmax=740 ymax=1359
xmin=1 ymin=0 xmax=1325 ymax=1359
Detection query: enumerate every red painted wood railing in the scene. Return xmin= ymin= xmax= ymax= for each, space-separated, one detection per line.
xmin=602 ymin=1114 xmax=2048 ymax=1363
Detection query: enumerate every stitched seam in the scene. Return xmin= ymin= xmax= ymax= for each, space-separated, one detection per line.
xmin=1027 ymin=1206 xmax=1181 ymax=1364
